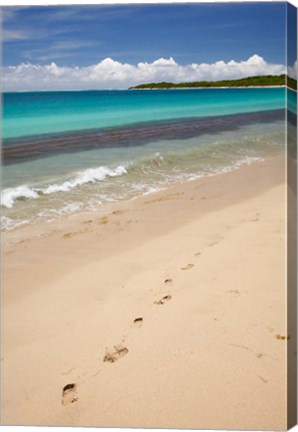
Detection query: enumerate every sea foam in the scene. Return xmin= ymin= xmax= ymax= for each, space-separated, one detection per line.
xmin=41 ymin=165 xmax=127 ymax=194
xmin=1 ymin=165 xmax=127 ymax=208
xmin=1 ymin=215 xmax=29 ymax=230
xmin=1 ymin=185 xmax=39 ymax=208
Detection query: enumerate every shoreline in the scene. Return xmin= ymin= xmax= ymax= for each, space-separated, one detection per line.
xmin=2 ymin=151 xmax=284 ymax=249
xmin=2 ymin=153 xmax=287 ymax=428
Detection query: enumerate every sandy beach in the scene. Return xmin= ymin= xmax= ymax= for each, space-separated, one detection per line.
xmin=1 ymin=154 xmax=287 ymax=429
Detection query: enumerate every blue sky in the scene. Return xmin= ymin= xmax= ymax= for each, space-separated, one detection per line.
xmin=2 ymin=2 xmax=286 ymax=67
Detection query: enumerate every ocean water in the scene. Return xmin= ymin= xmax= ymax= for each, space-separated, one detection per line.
xmin=1 ymin=88 xmax=286 ymax=231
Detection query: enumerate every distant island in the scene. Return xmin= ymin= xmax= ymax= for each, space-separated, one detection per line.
xmin=130 ymin=74 xmax=297 ymax=90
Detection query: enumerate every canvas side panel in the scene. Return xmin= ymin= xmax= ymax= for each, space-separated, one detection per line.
xmin=287 ymin=2 xmax=297 ymax=429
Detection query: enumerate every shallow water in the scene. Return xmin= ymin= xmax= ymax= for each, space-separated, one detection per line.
xmin=1 ymin=88 xmax=286 ymax=231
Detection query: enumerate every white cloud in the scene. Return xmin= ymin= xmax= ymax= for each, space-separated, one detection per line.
xmin=1 ymin=54 xmax=286 ymax=92
xmin=2 ymin=29 xmax=31 ymax=41
xmin=22 ymin=40 xmax=99 ymax=62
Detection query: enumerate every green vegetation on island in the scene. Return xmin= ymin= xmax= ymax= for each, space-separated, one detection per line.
xmin=287 ymin=75 xmax=297 ymax=90
xmin=130 ymin=74 xmax=297 ymax=90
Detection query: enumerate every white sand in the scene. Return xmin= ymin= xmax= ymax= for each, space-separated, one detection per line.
xmin=1 ymin=154 xmax=288 ymax=429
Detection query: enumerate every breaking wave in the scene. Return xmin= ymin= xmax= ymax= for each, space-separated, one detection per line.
xmin=1 ymin=165 xmax=127 ymax=208
xmin=1 ymin=185 xmax=39 ymax=209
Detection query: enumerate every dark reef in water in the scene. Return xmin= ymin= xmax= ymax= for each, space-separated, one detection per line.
xmin=2 ymin=109 xmax=285 ymax=165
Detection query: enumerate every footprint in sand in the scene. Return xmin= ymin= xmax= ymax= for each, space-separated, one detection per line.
xmin=144 ymin=192 xmax=183 ymax=205
xmin=164 ymin=278 xmax=173 ymax=284
xmin=63 ymin=229 xmax=88 ymax=239
xmin=181 ymin=264 xmax=194 ymax=270
xmin=62 ymin=383 xmax=78 ymax=406
xmin=63 ymin=232 xmax=74 ymax=239
xmin=112 ymin=210 xmax=127 ymax=216
xmin=276 ymin=334 xmax=291 ymax=340
xmin=257 ymin=375 xmax=268 ymax=384
xmin=133 ymin=317 xmax=143 ymax=328
xmin=103 ymin=345 xmax=129 ymax=363
xmin=208 ymin=240 xmax=220 ymax=247
xmin=154 ymin=295 xmax=172 ymax=305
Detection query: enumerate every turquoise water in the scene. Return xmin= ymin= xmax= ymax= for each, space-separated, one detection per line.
xmin=288 ymin=88 xmax=297 ymax=114
xmin=1 ymin=88 xmax=286 ymax=230
xmin=3 ymin=88 xmax=285 ymax=139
